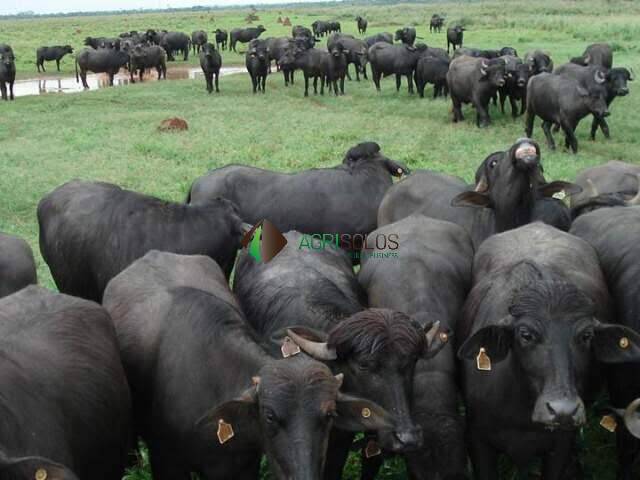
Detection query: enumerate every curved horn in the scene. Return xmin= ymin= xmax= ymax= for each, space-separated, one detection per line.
xmin=624 ymin=398 xmax=640 ymax=439
xmin=585 ymin=178 xmax=599 ymax=198
xmin=584 ymin=53 xmax=591 ymax=64
xmin=286 ymin=329 xmax=337 ymax=361
xmin=594 ymin=69 xmax=606 ymax=84
xmin=625 ymin=174 xmax=640 ymax=206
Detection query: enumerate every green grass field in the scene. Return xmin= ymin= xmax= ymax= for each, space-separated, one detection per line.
xmin=1 ymin=0 xmax=639 ymax=478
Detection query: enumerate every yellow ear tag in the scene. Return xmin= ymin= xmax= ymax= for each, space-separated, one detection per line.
xmin=364 ymin=439 xmax=382 ymax=458
xmin=439 ymin=332 xmax=449 ymax=343
xmin=600 ymin=415 xmax=618 ymax=433
xmin=361 ymin=407 xmax=372 ymax=419
xmin=217 ymin=419 xmax=235 ymax=444
xmin=35 ymin=469 xmax=47 ymax=480
xmin=281 ymin=336 xmax=301 ymax=358
xmin=476 ymin=348 xmax=492 ymax=371
xmin=619 ymin=337 xmax=630 ymax=349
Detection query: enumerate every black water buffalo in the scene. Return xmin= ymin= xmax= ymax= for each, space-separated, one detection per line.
xmin=268 ymin=37 xmax=299 ymax=86
xmin=214 ymin=28 xmax=228 ymax=50
xmin=103 ymin=250 xmax=391 ymax=480
xmin=327 ymin=34 xmax=368 ymax=81
xmin=368 ymin=42 xmax=428 ymax=94
xmin=278 ymin=46 xmax=327 ymax=96
xmin=191 ymin=30 xmax=208 ymax=54
xmin=0 ymin=46 xmax=15 ymax=101
xmin=0 ymin=286 xmax=131 ymax=480
xmin=498 ymin=56 xmax=530 ymax=117
xmin=364 ymin=32 xmax=393 ymax=48
xmin=311 ymin=20 xmax=329 ymax=38
xmin=570 ymin=207 xmax=640 ymax=480
xmin=356 ymin=16 xmax=368 ymax=34
xmin=452 ymin=47 xmax=498 ymax=59
xmin=199 ymin=43 xmax=221 ymax=93
xmin=128 ymin=44 xmax=166 ymax=82
xmin=230 ymin=25 xmax=266 ymax=52
xmin=160 ymin=31 xmax=190 ymax=61
xmin=570 ymin=43 xmax=613 ymax=69
xmin=395 ymin=27 xmax=417 ymax=46
xmin=524 ymin=49 xmax=553 ymax=74
xmin=416 ymin=54 xmax=450 ymax=98
xmin=245 ymin=39 xmax=269 ymax=93
xmin=447 ymin=25 xmax=465 ymax=53
xmin=322 ymin=41 xmax=349 ymax=95
xmin=143 ymin=29 xmax=167 ymax=45
xmin=292 ymin=25 xmax=313 ymax=40
xmin=234 ymin=231 xmax=450 ymax=478
xmin=569 ymin=161 xmax=640 ymax=218
xmin=0 ymin=232 xmax=37 ymax=298
xmin=75 ymin=48 xmax=130 ymax=89
xmin=525 ymin=71 xmax=609 ymax=153
xmin=83 ymin=36 xmax=120 ymax=49
xmin=457 ymin=222 xmax=638 ymax=479
xmin=36 ymin=45 xmax=73 ymax=72
xmin=188 ymin=142 xmax=407 ymax=242
xmin=447 ymin=56 xmax=506 ymax=127
xmin=430 ymin=14 xmax=445 ymax=33
xmin=328 ymin=21 xmax=342 ymax=34
xmin=378 ymin=139 xmax=578 ymax=248
xmin=38 ymin=180 xmax=244 ymax=302
xmin=358 ymin=215 xmax=472 ymax=480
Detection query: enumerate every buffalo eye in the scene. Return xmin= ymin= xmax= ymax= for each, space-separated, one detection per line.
xmin=579 ymin=329 xmax=594 ymax=345
xmin=263 ymin=408 xmax=279 ymax=425
xmin=490 ymin=159 xmax=498 ymax=168
xmin=517 ymin=327 xmax=537 ymax=345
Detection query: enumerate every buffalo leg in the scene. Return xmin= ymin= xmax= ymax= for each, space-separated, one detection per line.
xmin=215 ymin=72 xmax=219 ymax=92
xmin=56 ymin=59 xmax=61 ymax=71
xmin=475 ymin=98 xmax=491 ymax=128
xmin=346 ymin=65 xmax=352 ymax=81
xmin=541 ymin=121 xmax=556 ymax=150
xmin=8 ymin=80 xmax=13 ymax=100
xmin=372 ymin=68 xmax=381 ymax=92
xmin=0 ymin=82 xmax=6 ymax=101
xmin=407 ymin=73 xmax=414 ymax=94
xmin=395 ymin=74 xmax=401 ymax=92
xmin=261 ymin=75 xmax=266 ymax=93
xmin=355 ymin=65 xmax=360 ymax=81
xmin=339 ymin=77 xmax=344 ymax=95
xmin=80 ymin=70 xmax=89 ymax=89
xmin=451 ymin=96 xmax=463 ymax=122
xmin=139 ymin=70 xmax=144 ymax=82
xmin=108 ymin=73 xmax=115 ymax=86
xmin=320 ymin=76 xmax=325 ymax=95
xmin=313 ymin=76 xmax=318 ymax=95
xmin=37 ymin=62 xmax=41 ymax=73
xmin=592 ymin=116 xmax=610 ymax=140
xmin=251 ymin=75 xmax=257 ymax=94
xmin=509 ymin=95 xmax=519 ymax=118
xmin=468 ymin=430 xmax=499 ymax=480
xmin=498 ymin=90 xmax=507 ymax=114
xmin=525 ymin=110 xmax=535 ymax=138
xmin=304 ymin=74 xmax=310 ymax=96
xmin=562 ymin=123 xmax=578 ymax=153
xmin=205 ymin=73 xmax=213 ymax=93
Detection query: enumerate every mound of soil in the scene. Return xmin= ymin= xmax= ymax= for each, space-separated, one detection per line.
xmin=158 ymin=117 xmax=188 ymax=132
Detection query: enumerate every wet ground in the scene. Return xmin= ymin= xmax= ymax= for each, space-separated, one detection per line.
xmin=12 ymin=66 xmax=246 ymax=97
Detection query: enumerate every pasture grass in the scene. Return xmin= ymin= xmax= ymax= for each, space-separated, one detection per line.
xmin=1 ymin=0 xmax=639 ymax=478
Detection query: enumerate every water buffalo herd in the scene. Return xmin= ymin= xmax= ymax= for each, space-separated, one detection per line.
xmin=2 ymin=136 xmax=640 ymax=480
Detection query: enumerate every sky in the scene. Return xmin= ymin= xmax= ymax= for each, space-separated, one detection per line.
xmin=0 ymin=0 xmax=332 ymax=16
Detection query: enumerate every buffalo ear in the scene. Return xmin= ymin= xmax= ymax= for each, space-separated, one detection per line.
xmin=538 ymin=181 xmax=582 ymax=198
xmin=593 ymin=323 xmax=640 ymax=364
xmin=422 ymin=320 xmax=452 ymax=359
xmin=384 ymin=159 xmax=410 ymax=177
xmin=451 ymin=191 xmax=491 ymax=208
xmin=334 ymin=393 xmax=394 ymax=432
xmin=457 ymin=319 xmax=514 ymax=362
xmin=1 ymin=456 xmax=80 ymax=480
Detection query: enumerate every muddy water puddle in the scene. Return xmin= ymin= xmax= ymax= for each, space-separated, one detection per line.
xmin=13 ymin=66 xmax=245 ymax=97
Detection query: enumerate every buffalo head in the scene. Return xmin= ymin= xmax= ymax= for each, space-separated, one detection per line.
xmin=0 ymin=454 xmax=80 ymax=480
xmin=342 ymin=142 xmax=409 ymax=177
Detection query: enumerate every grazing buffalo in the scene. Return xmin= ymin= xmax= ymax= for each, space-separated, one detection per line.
xmin=368 ymin=42 xmax=428 ymax=94
xmin=569 ymin=161 xmax=640 ymax=218
xmin=0 ymin=46 xmax=15 ymax=101
xmin=312 ymin=20 xmax=329 ymax=38
xmin=525 ymin=71 xmax=609 ymax=153
xmin=447 ymin=56 xmax=506 ymax=127
xmin=356 ymin=16 xmax=368 ymax=34
xmin=524 ymin=49 xmax=553 ymax=74
xmin=230 ymin=25 xmax=266 ymax=52
xmin=38 ymin=180 xmax=244 ymax=302
xmin=103 ymin=250 xmax=391 ymax=480
xmin=234 ymin=231 xmax=450 ymax=477
xmin=327 ymin=34 xmax=368 ymax=81
xmin=498 ymin=55 xmax=530 ymax=117
xmin=571 ymin=43 xmax=613 ymax=69
xmin=358 ymin=215 xmax=472 ymax=480
xmin=395 ymin=27 xmax=417 ymax=46
xmin=128 ymin=44 xmax=167 ymax=82
xmin=75 ymin=48 xmax=130 ymax=89
xmin=457 ymin=222 xmax=637 ymax=480
xmin=214 ymin=28 xmax=228 ymax=50
xmin=188 ymin=142 xmax=407 ymax=243
xmin=0 ymin=286 xmax=132 ymax=480
xmin=36 ymin=45 xmax=73 ymax=72
xmin=322 ymin=41 xmax=349 ymax=95
xmin=378 ymin=139 xmax=578 ymax=248
xmin=245 ymin=39 xmax=269 ymax=93
xmin=571 ymin=207 xmax=640 ymax=480
xmin=415 ymin=54 xmax=450 ymax=98
xmin=160 ymin=31 xmax=190 ymax=61
xmin=430 ymin=14 xmax=445 ymax=33
xmin=199 ymin=43 xmax=221 ymax=93
xmin=446 ymin=25 xmax=465 ymax=53
xmin=191 ymin=30 xmax=208 ymax=54
xmin=0 ymin=232 xmax=37 ymax=298
xmin=364 ymin=32 xmax=393 ymax=48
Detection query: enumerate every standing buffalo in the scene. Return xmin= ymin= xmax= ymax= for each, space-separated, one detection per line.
xmin=327 ymin=34 xmax=368 ymax=81
xmin=245 ymin=39 xmax=269 ymax=93
xmin=322 ymin=41 xmax=349 ymax=95
xmin=457 ymin=222 xmax=638 ymax=480
xmin=278 ymin=45 xmax=328 ymax=96
xmin=498 ymin=55 xmax=530 ymax=117
xmin=447 ymin=56 xmax=506 ymax=127
xmin=415 ymin=54 xmax=450 ymax=98
xmin=83 ymin=36 xmax=120 ymax=49
xmin=188 ymin=142 xmax=407 ymax=242
xmin=292 ymin=25 xmax=313 ymax=40
xmin=38 ymin=180 xmax=244 ymax=302
xmin=128 ymin=44 xmax=167 ymax=82
xmin=36 ymin=45 xmax=73 ymax=72
xmin=524 ymin=49 xmax=553 ymax=74
xmin=191 ymin=30 xmax=208 ymax=54
xmin=103 ymin=250 xmax=391 ymax=480
xmin=75 ymin=48 xmax=130 ymax=89
xmin=364 ymin=32 xmax=393 ymax=48
xmin=0 ymin=45 xmax=15 ymax=101
xmin=356 ymin=16 xmax=368 ymax=34
xmin=160 ymin=31 xmax=190 ymax=61
xmin=199 ymin=43 xmax=221 ymax=93
xmin=368 ymin=42 xmax=428 ymax=94
xmin=214 ymin=28 xmax=228 ymax=50
xmin=447 ymin=25 xmax=465 ymax=53
xmin=395 ymin=27 xmax=417 ymax=46
xmin=230 ymin=25 xmax=266 ymax=52
xmin=570 ymin=43 xmax=613 ymax=69
xmin=525 ymin=71 xmax=609 ymax=153
xmin=430 ymin=14 xmax=445 ymax=33
xmin=0 ymin=232 xmax=37 ymax=298
xmin=0 ymin=286 xmax=132 ymax=480
xmin=358 ymin=215 xmax=472 ymax=480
